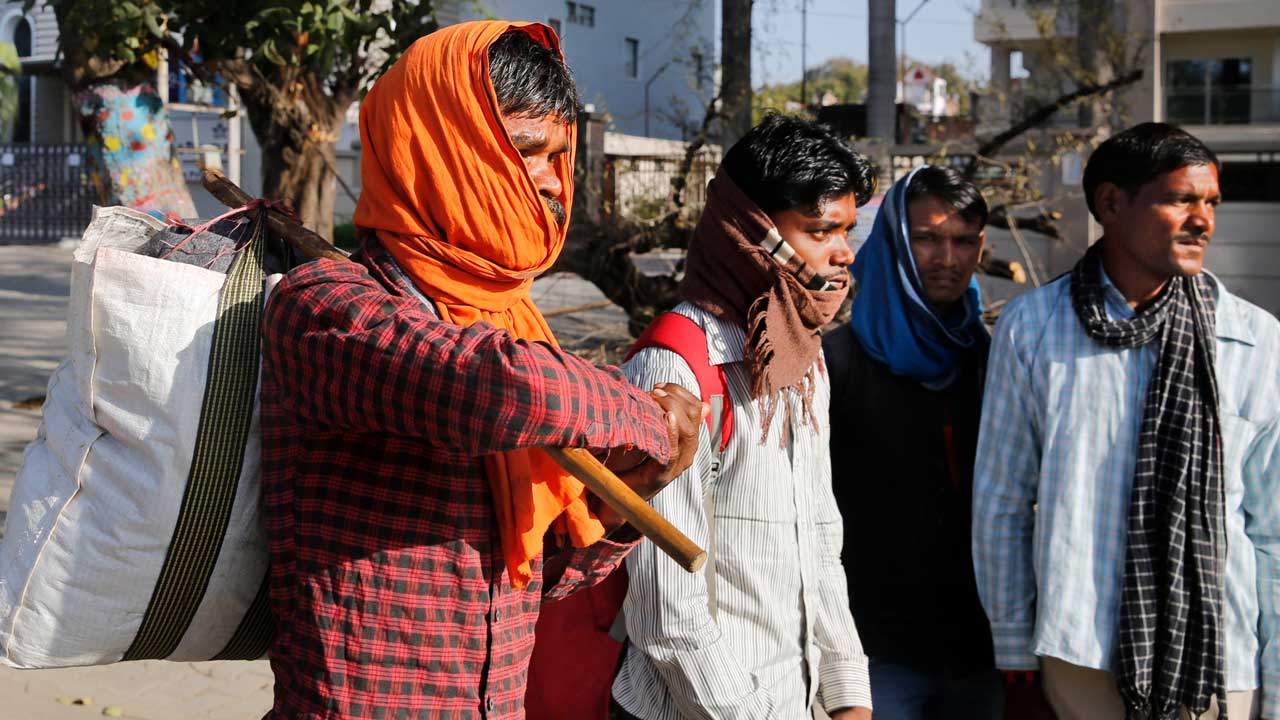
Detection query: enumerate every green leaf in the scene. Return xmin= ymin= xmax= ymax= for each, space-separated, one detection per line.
xmin=143 ymin=8 xmax=166 ymax=39
xmin=337 ymin=4 xmax=360 ymax=22
xmin=261 ymin=38 xmax=286 ymax=66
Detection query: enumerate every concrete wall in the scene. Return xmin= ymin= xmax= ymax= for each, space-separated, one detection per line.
xmin=1206 ymin=201 xmax=1280 ymax=317
xmin=1162 ymin=0 xmax=1280 ymax=34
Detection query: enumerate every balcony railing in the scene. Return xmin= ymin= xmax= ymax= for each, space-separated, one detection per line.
xmin=1165 ymin=86 xmax=1280 ymax=126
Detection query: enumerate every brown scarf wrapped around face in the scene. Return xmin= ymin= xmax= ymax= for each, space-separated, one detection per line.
xmin=681 ymin=170 xmax=850 ymax=437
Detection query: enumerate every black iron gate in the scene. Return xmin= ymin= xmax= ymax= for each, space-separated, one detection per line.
xmin=0 ymin=144 xmax=95 ymax=245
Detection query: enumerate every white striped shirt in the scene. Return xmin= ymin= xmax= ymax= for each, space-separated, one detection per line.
xmin=612 ymin=303 xmax=872 ymax=720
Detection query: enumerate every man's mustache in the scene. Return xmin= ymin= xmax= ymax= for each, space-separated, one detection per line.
xmin=542 ymin=195 xmax=566 ymax=227
xmin=823 ymin=270 xmax=850 ymax=288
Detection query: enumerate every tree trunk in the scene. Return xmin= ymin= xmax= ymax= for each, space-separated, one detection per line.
xmin=867 ymin=0 xmax=897 ymax=143
xmin=239 ymin=88 xmax=344 ymax=242
xmin=49 ymin=0 xmax=196 ymax=218
xmin=257 ymin=131 xmax=338 ymax=242
xmin=73 ymin=80 xmax=197 ymax=217
xmin=719 ymin=0 xmax=753 ymax=149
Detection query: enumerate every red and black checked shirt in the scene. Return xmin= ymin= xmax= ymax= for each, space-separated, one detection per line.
xmin=259 ymin=244 xmax=672 ymax=719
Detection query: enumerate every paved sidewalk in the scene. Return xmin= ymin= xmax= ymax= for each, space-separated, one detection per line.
xmin=0 ymin=245 xmax=275 ymax=720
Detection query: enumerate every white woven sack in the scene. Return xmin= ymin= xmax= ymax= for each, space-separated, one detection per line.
xmin=0 ymin=206 xmax=274 ymax=668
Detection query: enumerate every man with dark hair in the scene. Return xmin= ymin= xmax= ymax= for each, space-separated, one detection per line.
xmin=973 ymin=121 xmax=1280 ymax=720
xmin=259 ymin=22 xmax=703 ymax=719
xmin=823 ymin=165 xmax=999 ymax=719
xmin=611 ymin=113 xmax=875 ymax=720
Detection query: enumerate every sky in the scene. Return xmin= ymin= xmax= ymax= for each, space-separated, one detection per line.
xmin=749 ymin=0 xmax=991 ymax=88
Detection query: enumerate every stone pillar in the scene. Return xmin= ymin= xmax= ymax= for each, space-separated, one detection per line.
xmin=985 ymin=45 xmax=1012 ymax=132
xmin=573 ymin=108 xmax=607 ymax=225
xmin=1119 ymin=0 xmax=1160 ymax=124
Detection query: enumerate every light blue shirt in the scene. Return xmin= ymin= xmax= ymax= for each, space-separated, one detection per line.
xmin=972 ymin=271 xmax=1280 ymax=717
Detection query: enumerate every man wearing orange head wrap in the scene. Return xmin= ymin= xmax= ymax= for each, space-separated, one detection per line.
xmin=259 ymin=21 xmax=703 ymax=719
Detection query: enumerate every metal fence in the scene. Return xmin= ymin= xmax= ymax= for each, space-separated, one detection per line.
xmin=603 ymin=152 xmax=719 ymax=221
xmin=0 ymin=144 xmax=95 ymax=245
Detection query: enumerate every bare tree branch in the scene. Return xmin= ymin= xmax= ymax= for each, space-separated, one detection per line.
xmin=965 ymin=68 xmax=1143 ymax=177
xmin=667 ymin=91 xmax=722 ymax=212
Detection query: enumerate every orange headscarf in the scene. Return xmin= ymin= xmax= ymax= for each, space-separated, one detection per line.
xmin=354 ymin=21 xmax=600 ymax=589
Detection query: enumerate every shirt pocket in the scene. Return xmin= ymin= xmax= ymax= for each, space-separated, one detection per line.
xmin=1220 ymin=413 xmax=1258 ymax=511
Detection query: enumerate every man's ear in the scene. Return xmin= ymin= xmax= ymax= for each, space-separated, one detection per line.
xmin=1094 ymin=182 xmax=1127 ymax=225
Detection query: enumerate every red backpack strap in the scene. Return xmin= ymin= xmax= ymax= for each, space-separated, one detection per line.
xmin=625 ymin=312 xmax=733 ymax=453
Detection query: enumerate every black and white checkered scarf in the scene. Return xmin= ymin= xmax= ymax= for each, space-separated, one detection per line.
xmin=1070 ymin=241 xmax=1227 ymax=720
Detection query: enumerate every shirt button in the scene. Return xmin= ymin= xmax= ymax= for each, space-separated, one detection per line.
xmin=493 ymin=608 xmax=500 ymax=621
xmin=486 ymin=697 xmax=496 ymax=711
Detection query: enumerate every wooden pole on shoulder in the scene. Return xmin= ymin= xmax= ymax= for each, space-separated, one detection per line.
xmin=201 ymin=169 xmax=706 ymax=573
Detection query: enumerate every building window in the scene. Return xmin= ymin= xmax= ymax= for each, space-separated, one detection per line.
xmin=567 ymin=2 xmax=594 ymax=27
xmin=11 ymin=18 xmax=32 ymax=143
xmin=1166 ymin=58 xmax=1253 ymax=125
xmin=13 ymin=17 xmax=31 ymax=58
xmin=1220 ymin=160 xmax=1280 ymax=203
xmin=625 ymin=38 xmax=639 ymax=79
xmin=691 ymin=50 xmax=704 ymax=90
xmin=547 ymin=18 xmax=561 ymax=36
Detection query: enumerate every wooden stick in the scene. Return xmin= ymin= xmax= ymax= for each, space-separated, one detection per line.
xmin=200 ymin=169 xmax=706 ymax=574
xmin=544 ymin=448 xmax=705 ymax=573
xmin=201 ymin=169 xmax=349 ymax=263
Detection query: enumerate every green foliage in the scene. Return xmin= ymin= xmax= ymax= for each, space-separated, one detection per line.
xmin=37 ymin=0 xmax=438 ymax=99
xmin=170 ymin=0 xmax=438 ymax=96
xmin=754 ymin=58 xmax=868 ymax=123
xmin=28 ymin=0 xmax=172 ymax=86
xmin=753 ymin=56 xmax=979 ymax=123
xmin=0 ymin=43 xmax=17 ymax=142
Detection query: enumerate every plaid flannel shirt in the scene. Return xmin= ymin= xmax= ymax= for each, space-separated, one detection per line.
xmin=259 ymin=244 xmax=672 ymax=719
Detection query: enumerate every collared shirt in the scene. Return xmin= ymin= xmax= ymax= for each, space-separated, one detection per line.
xmin=259 ymin=244 xmax=671 ymax=719
xmin=612 ymin=303 xmax=872 ymax=720
xmin=972 ymin=271 xmax=1280 ymax=718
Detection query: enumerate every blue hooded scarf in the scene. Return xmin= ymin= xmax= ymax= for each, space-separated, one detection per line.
xmin=849 ymin=166 xmax=989 ymax=387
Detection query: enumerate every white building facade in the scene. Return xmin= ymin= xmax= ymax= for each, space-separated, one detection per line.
xmin=440 ymin=0 xmax=717 ymax=142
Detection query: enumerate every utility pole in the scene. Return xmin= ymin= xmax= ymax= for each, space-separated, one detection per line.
xmin=868 ymin=0 xmax=897 ymax=143
xmin=720 ymin=0 xmax=754 ymax=148
xmin=800 ymin=0 xmax=807 ymax=107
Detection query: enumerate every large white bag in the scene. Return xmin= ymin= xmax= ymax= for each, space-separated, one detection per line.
xmin=0 ymin=206 xmax=276 ymax=668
